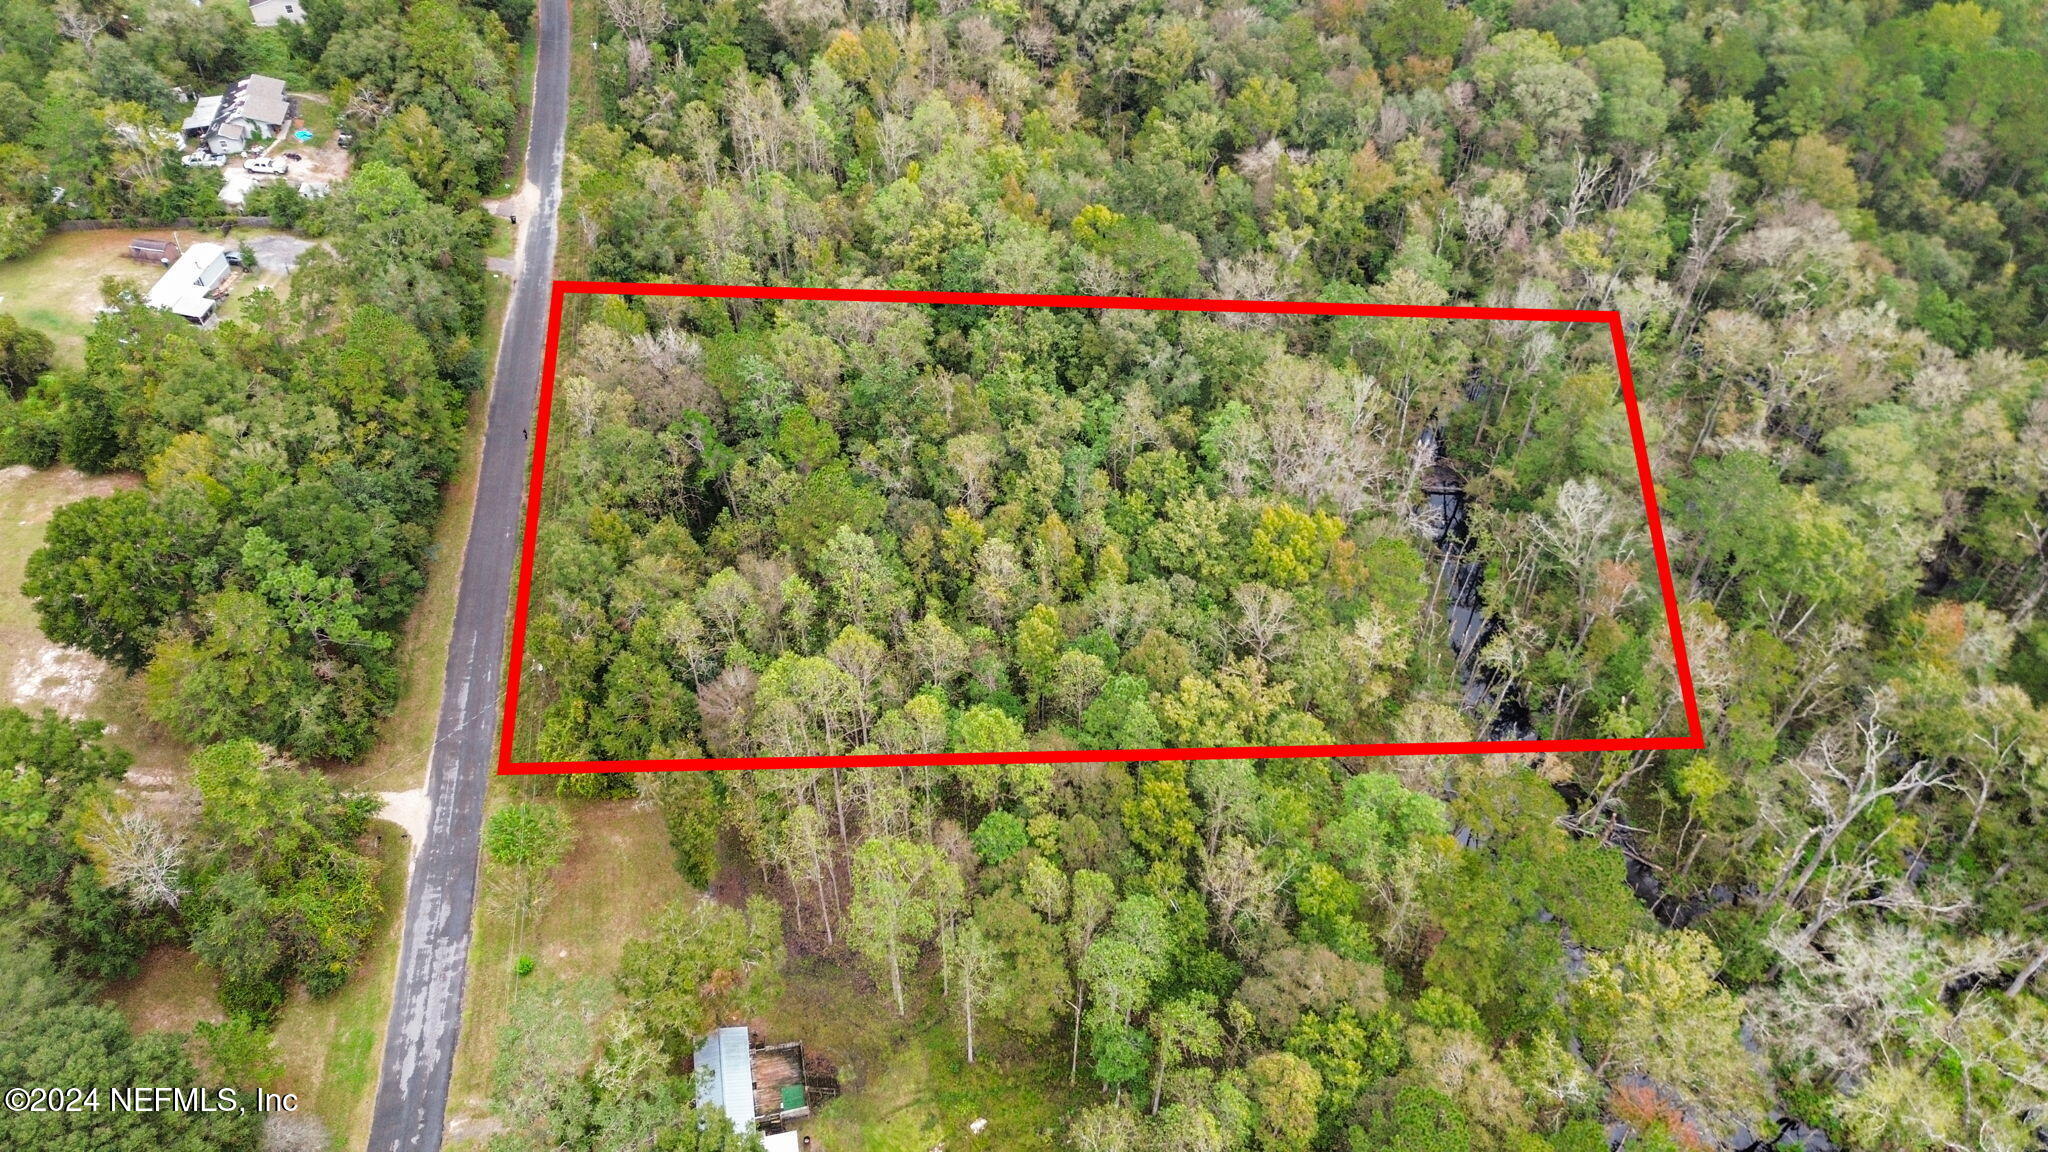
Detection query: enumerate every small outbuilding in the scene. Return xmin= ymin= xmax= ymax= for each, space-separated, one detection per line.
xmin=693 ymin=1027 xmax=813 ymax=1139
xmin=127 ymin=237 xmax=180 ymax=265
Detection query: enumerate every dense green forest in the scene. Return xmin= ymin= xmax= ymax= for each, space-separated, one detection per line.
xmin=517 ymin=297 xmax=1677 ymax=765
xmin=494 ymin=0 xmax=2048 ymax=1149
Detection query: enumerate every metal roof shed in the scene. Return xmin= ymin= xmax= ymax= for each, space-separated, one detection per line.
xmin=694 ymin=1026 xmax=756 ymax=1132
xmin=128 ymin=238 xmax=179 ymax=264
xmin=181 ymin=96 xmax=222 ymax=135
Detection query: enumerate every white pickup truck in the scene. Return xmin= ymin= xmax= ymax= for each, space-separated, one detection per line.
xmin=244 ymin=156 xmax=289 ymax=175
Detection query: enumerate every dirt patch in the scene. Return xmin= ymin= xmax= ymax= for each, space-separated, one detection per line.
xmin=224 ymin=107 xmax=351 ymax=202
xmin=245 ymin=232 xmax=315 ymax=272
xmin=284 ymin=139 xmax=352 ymax=196
xmin=376 ymin=786 xmax=429 ymax=863
xmin=1 ymin=467 xmax=135 ymax=719
xmin=8 ymin=642 xmax=110 ymax=718
xmin=0 ymin=462 xmax=134 ymax=518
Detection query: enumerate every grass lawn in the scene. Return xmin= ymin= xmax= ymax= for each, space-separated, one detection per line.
xmin=443 ymin=791 xmax=688 ymax=1149
xmin=0 ymin=232 xmax=158 ymax=364
xmin=105 ymin=945 xmax=226 ymax=1035
xmin=496 ymin=31 xmax=542 ymax=198
xmin=568 ymin=0 xmax=603 ymax=133
xmin=485 ymin=216 xmax=515 ymax=259
xmin=547 ymin=0 xmax=605 ymax=275
xmin=297 ymin=94 xmax=338 ymax=143
xmin=757 ymin=959 xmax=1094 ymax=1152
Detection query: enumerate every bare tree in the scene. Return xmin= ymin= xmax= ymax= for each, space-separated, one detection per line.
xmin=1529 ymin=477 xmax=1640 ymax=642
xmin=1606 ymin=148 xmax=1664 ymax=211
xmin=877 ymin=111 xmax=917 ymax=180
xmin=763 ymin=0 xmax=846 ymax=43
xmin=945 ymin=433 xmax=999 ymax=515
xmin=1771 ymin=620 xmax=1866 ymax=737
xmin=726 ymin=74 xmax=792 ymax=179
xmin=573 ymin=326 xmax=716 ymax=429
xmin=54 ymin=0 xmax=110 ymax=58
xmin=1256 ymin=360 xmax=1394 ymax=518
xmin=695 ymin=664 xmax=758 ymax=757
xmin=1200 ymin=837 xmax=1282 ymax=946
xmin=80 ymin=799 xmax=186 ymax=910
xmin=1758 ymin=916 xmax=2045 ymax=1149
xmin=1669 ymin=170 xmax=1745 ymax=362
xmin=600 ymin=0 xmax=673 ymax=71
xmin=1558 ymin=151 xmax=1612 ymax=230
xmin=943 ymin=918 xmax=1000 ymax=1063
xmin=1759 ymin=700 xmax=1953 ymax=945
xmin=971 ymin=538 xmax=1025 ymax=631
xmin=1211 ymin=254 xmax=1284 ymax=328
xmin=1230 ymin=583 xmax=1298 ymax=662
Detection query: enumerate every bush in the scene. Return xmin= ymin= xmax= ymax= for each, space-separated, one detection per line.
xmin=0 ymin=395 xmax=63 ymax=467
xmin=245 ymin=181 xmax=309 ymax=229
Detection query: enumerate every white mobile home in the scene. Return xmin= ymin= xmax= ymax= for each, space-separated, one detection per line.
xmin=145 ymin=242 xmax=232 ymax=323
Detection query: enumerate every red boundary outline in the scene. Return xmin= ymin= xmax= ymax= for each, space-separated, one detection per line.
xmin=499 ymin=283 xmax=1704 ymax=775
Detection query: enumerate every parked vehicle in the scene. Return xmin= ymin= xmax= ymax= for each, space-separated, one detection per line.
xmin=245 ymin=156 xmax=288 ymax=175
xmin=284 ymin=152 xmax=303 ymax=161
xmin=182 ymin=151 xmax=226 ymax=167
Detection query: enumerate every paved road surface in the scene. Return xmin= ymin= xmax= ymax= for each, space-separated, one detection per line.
xmin=366 ymin=0 xmax=568 ymax=1145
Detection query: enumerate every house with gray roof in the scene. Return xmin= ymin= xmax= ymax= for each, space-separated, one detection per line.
xmin=181 ymin=75 xmax=292 ymax=155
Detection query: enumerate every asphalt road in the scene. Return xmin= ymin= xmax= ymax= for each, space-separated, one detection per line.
xmin=365 ymin=0 xmax=569 ymax=1145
